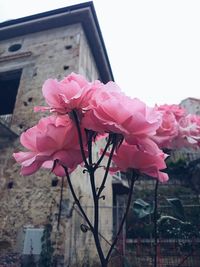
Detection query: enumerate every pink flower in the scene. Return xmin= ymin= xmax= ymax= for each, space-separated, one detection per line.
xmin=151 ymin=107 xmax=179 ymax=149
xmin=151 ymin=104 xmax=187 ymax=149
xmin=35 ymin=72 xmax=101 ymax=115
xmin=156 ymin=104 xmax=186 ymax=121
xmin=175 ymin=114 xmax=200 ymax=148
xmin=82 ymin=82 xmax=161 ymax=143
xmin=13 ymin=115 xmax=86 ymax=176
xmin=151 ymin=104 xmax=200 ymax=149
xmin=109 ymin=140 xmax=169 ymax=182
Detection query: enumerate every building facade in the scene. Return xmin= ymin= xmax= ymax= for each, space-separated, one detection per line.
xmin=180 ymin=97 xmax=200 ymax=115
xmin=0 ymin=3 xmax=114 ymax=266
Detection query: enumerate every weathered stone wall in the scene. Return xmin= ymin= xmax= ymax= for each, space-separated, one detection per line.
xmin=0 ymin=22 xmax=113 ymax=266
xmin=0 ymin=23 xmax=83 ymax=134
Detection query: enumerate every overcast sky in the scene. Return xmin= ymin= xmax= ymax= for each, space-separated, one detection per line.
xmin=1 ymin=0 xmax=200 ymax=106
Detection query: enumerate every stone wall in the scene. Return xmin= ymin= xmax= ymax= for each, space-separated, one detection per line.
xmin=0 ymin=22 xmax=113 ymax=266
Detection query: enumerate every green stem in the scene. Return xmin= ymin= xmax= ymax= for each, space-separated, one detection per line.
xmin=90 ymin=169 xmax=107 ymax=266
xmin=94 ymin=135 xmax=111 ymax=170
xmin=64 ymin=166 xmax=107 ymax=266
xmin=57 ymin=176 xmax=64 ymax=230
xmin=64 ymin=166 xmax=93 ymax=231
xmin=72 ymin=110 xmax=89 ymax=169
xmin=97 ymin=140 xmax=116 ymax=198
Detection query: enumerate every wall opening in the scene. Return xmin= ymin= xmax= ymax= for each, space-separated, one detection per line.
xmin=21 ymin=228 xmax=44 ymax=266
xmin=8 ymin=43 xmax=22 ymax=52
xmin=23 ymin=228 xmax=43 ymax=255
xmin=0 ymin=69 xmax=22 ymax=115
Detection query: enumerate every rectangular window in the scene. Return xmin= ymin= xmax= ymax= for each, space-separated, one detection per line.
xmin=0 ymin=69 xmax=22 ymax=116
xmin=23 ymin=228 xmax=44 ymax=255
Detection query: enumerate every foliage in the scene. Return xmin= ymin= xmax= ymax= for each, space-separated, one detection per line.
xmin=158 ymin=198 xmax=200 ymax=242
xmin=166 ymin=157 xmax=200 ymax=194
xmin=38 ymin=220 xmax=54 ymax=267
xmin=132 ymin=198 xmax=154 ymax=219
xmin=128 ymin=197 xmax=200 ymax=241
xmin=166 ymin=197 xmax=185 ymax=221
xmin=127 ymin=198 xmax=154 ymax=239
xmin=166 ymin=158 xmax=188 ymax=177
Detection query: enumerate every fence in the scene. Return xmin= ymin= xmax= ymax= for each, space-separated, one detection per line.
xmin=118 ymin=203 xmax=200 ymax=267
xmin=124 ymin=239 xmax=200 ymax=267
xmin=66 ymin=203 xmax=200 ymax=266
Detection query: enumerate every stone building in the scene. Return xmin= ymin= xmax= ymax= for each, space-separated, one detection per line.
xmin=180 ymin=97 xmax=200 ymax=115
xmin=0 ymin=2 xmax=115 ymax=266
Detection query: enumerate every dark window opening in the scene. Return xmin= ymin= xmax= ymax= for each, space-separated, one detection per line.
xmin=65 ymin=45 xmax=72 ymax=50
xmin=7 ymin=181 xmax=14 ymax=189
xmin=0 ymin=69 xmax=22 ymax=115
xmin=51 ymin=177 xmax=58 ymax=187
xmin=63 ymin=65 xmax=69 ymax=70
xmin=8 ymin=43 xmax=22 ymax=52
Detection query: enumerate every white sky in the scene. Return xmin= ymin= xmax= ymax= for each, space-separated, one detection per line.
xmin=0 ymin=0 xmax=200 ymax=107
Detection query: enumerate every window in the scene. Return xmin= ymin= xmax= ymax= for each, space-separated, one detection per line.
xmin=0 ymin=69 xmax=22 ymax=115
xmin=8 ymin=43 xmax=22 ymax=52
xmin=23 ymin=228 xmax=43 ymax=255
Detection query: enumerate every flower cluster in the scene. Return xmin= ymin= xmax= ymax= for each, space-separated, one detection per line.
xmin=153 ymin=104 xmax=200 ymax=149
xmin=13 ymin=73 xmax=200 ymax=182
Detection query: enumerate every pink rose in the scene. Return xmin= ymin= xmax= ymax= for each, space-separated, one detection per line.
xmin=151 ymin=104 xmax=187 ymax=149
xmin=156 ymin=104 xmax=186 ymax=121
xmin=152 ymin=110 xmax=178 ymax=149
xmin=35 ymin=73 xmax=101 ymax=115
xmin=175 ymin=114 xmax=200 ymax=148
xmin=13 ymin=115 xmax=86 ymax=176
xmin=109 ymin=140 xmax=169 ymax=182
xmin=82 ymin=82 xmax=161 ymax=143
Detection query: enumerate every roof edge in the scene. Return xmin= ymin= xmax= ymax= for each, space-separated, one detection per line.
xmin=0 ymin=2 xmax=93 ymax=28
xmin=0 ymin=2 xmax=114 ymax=83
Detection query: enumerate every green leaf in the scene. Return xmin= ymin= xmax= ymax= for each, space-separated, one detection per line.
xmin=166 ymin=198 xmax=185 ymax=221
xmin=133 ymin=198 xmax=154 ymax=219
